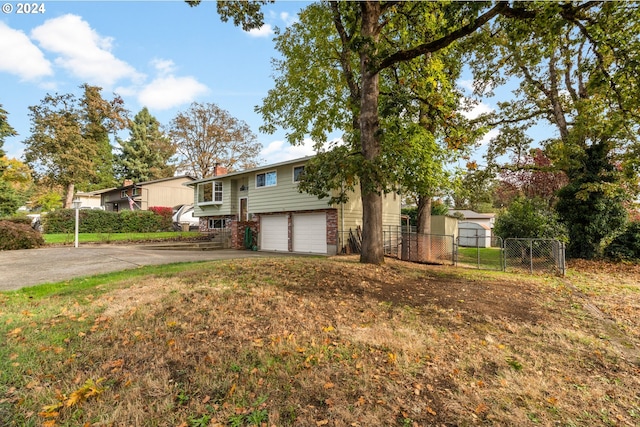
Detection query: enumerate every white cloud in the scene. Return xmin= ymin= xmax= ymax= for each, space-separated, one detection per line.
xmin=0 ymin=22 xmax=52 ymax=80
xmin=138 ymin=75 xmax=208 ymax=110
xmin=30 ymin=14 xmax=141 ymax=86
xmin=458 ymin=79 xmax=475 ymax=92
xmin=461 ymin=100 xmax=494 ymax=120
xmin=260 ymin=138 xmax=317 ymax=164
xmin=247 ymin=24 xmax=274 ymax=38
xmin=279 ymin=11 xmax=298 ymax=26
xmin=151 ymin=58 xmax=176 ymax=76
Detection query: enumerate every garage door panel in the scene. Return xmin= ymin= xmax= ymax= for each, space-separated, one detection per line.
xmin=293 ymin=213 xmax=326 ymax=254
xmin=261 ymin=215 xmax=288 ymax=251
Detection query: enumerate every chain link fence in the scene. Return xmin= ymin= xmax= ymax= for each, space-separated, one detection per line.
xmin=336 ymin=228 xmax=565 ymax=276
xmin=503 ymin=238 xmax=566 ymax=275
xmin=337 ymin=227 xmax=455 ymax=265
xmin=455 ymin=235 xmax=504 ymax=271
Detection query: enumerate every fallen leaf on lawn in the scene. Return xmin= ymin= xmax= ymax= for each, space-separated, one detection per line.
xmin=316 ymin=420 xmax=329 ymax=426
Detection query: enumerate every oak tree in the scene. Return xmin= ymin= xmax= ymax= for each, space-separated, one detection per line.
xmin=170 ymin=102 xmax=261 ymax=179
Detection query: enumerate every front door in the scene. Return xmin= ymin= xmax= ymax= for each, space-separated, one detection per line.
xmin=239 ymin=197 xmax=248 ymax=221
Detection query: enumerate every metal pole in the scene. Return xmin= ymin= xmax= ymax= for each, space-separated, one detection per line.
xmin=529 ymin=239 xmax=533 ymax=274
xmin=74 ymin=206 xmax=79 ymax=248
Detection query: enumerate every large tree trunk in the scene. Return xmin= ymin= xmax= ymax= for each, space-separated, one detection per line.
xmin=358 ymin=1 xmax=384 ymax=265
xmin=64 ymin=182 xmax=75 ymax=209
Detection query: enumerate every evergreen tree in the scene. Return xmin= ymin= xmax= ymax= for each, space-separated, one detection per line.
xmin=117 ymin=107 xmax=176 ymax=182
xmin=555 ymin=141 xmax=628 ymax=259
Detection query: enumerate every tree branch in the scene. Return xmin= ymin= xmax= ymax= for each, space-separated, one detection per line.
xmin=377 ymin=2 xmax=530 ymax=72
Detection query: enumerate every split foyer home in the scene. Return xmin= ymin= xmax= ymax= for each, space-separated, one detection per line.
xmin=185 ymin=156 xmax=402 ymax=255
xmin=97 ymin=175 xmax=196 ymax=212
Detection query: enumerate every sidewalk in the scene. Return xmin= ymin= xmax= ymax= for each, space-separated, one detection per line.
xmin=0 ymin=245 xmax=279 ymax=291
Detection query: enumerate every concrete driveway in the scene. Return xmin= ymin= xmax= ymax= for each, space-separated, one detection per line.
xmin=0 ymin=245 xmax=284 ymax=291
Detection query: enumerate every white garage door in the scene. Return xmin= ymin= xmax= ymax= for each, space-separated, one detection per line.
xmin=293 ymin=213 xmax=327 ymax=254
xmin=261 ymin=215 xmax=288 ymax=251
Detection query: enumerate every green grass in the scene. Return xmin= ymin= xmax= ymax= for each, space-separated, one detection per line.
xmin=43 ymin=231 xmax=202 ymax=245
xmin=457 ymin=246 xmax=504 ymax=269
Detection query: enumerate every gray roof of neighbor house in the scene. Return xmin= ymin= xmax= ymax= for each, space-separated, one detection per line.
xmin=185 ymin=156 xmax=313 ymax=186
xmin=448 ymin=209 xmax=496 ymax=219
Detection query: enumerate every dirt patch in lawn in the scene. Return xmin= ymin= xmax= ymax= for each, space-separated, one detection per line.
xmin=284 ymin=256 xmax=545 ymax=324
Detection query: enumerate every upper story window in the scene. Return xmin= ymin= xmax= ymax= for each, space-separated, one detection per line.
xmin=197 ymin=181 xmax=223 ymax=205
xmin=256 ymin=171 xmax=277 ymax=188
xmin=293 ymin=166 xmax=305 ymax=183
xmin=120 ymin=190 xmax=127 ymax=199
xmin=132 ymin=187 xmax=141 ymax=196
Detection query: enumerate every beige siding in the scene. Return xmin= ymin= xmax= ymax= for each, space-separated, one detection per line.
xmin=334 ymin=185 xmax=401 ymax=233
xmin=431 ymin=215 xmax=459 ymax=238
xmin=144 ymin=178 xmax=194 ymax=209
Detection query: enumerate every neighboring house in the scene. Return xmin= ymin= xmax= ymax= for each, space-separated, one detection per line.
xmin=99 ymin=175 xmax=195 ymax=212
xmin=449 ymin=209 xmax=496 ymax=248
xmin=76 ymin=190 xmax=108 ymax=209
xmin=185 ymin=156 xmax=402 ymax=255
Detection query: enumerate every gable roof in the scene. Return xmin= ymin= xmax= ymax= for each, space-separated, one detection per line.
xmin=186 ymin=156 xmax=313 ymax=187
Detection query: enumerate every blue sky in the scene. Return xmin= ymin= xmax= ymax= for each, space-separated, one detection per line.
xmin=0 ymin=1 xmax=543 ymax=169
xmin=0 ymin=0 xmax=320 ymax=165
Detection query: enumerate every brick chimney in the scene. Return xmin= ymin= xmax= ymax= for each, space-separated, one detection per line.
xmin=213 ymin=164 xmax=228 ymax=176
xmin=123 ymin=179 xmax=134 ymax=187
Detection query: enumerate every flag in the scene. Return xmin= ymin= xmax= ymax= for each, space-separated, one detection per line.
xmin=127 ymin=194 xmax=135 ymax=210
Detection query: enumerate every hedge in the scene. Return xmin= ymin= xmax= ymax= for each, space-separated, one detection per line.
xmin=43 ymin=208 xmax=174 ymax=234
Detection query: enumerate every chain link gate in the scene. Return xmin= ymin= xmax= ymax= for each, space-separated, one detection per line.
xmin=455 ymin=235 xmax=504 ymax=271
xmin=503 ymin=238 xmax=566 ymax=275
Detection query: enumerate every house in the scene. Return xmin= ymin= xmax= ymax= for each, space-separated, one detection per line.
xmin=98 ymin=175 xmax=195 ymax=212
xmin=75 ymin=190 xmax=109 ymax=209
xmin=185 ymin=156 xmax=402 ymax=255
xmin=448 ymin=209 xmax=496 ymax=248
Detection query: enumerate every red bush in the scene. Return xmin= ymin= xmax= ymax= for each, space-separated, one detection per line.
xmin=148 ymin=206 xmax=174 ymax=231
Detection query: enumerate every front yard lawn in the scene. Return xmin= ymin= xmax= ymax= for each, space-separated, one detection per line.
xmin=1 ymin=257 xmax=638 ymax=426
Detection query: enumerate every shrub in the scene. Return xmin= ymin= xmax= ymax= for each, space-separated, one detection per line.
xmin=0 ymin=220 xmax=44 ymax=250
xmin=149 ymin=206 xmax=174 ymax=231
xmin=4 ymin=216 xmax=33 ymax=226
xmin=494 ymin=197 xmax=566 ymax=241
xmin=604 ymin=221 xmax=640 ymax=261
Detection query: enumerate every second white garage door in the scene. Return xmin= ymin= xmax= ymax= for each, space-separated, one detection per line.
xmin=261 ymin=215 xmax=288 ymax=251
xmin=293 ymin=213 xmax=327 ymax=254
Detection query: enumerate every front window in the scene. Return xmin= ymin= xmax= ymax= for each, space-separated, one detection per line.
xmin=293 ymin=166 xmax=305 ymax=182
xmin=256 ymin=171 xmax=277 ymax=188
xmin=198 ymin=181 xmax=223 ymax=205
xmin=132 ymin=187 xmax=141 ymax=196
